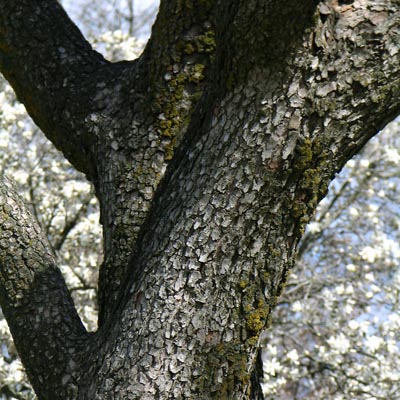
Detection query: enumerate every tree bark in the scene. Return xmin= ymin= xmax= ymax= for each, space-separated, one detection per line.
xmin=0 ymin=0 xmax=400 ymax=398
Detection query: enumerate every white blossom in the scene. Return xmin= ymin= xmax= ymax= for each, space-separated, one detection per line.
xmin=327 ymin=334 xmax=351 ymax=354
xmin=307 ymin=222 xmax=321 ymax=233
xmin=348 ymin=320 xmax=359 ymax=330
xmin=291 ymin=300 xmax=302 ymax=312
xmin=365 ymin=272 xmax=375 ymax=282
xmin=385 ymin=147 xmax=400 ymax=164
xmin=346 ymin=263 xmax=356 ymax=272
xmin=263 ymin=358 xmax=282 ymax=376
xmin=365 ymin=335 xmax=384 ymax=353
xmin=360 ymin=246 xmax=379 ymax=263
xmin=286 ymin=349 xmax=299 ymax=364
xmin=347 ymin=159 xmax=356 ymax=168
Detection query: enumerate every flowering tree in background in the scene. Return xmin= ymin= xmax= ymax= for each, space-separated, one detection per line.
xmin=263 ymin=119 xmax=400 ymax=399
xmin=62 ymin=0 xmax=158 ymax=39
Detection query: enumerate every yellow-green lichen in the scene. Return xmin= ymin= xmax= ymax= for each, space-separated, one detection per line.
xmin=184 ymin=43 xmax=196 ymax=54
xmin=300 ymin=168 xmax=321 ymax=189
xmin=291 ymin=200 xmax=308 ymax=218
xmin=290 ymin=136 xmax=332 ymax=236
xmin=295 ymin=137 xmax=313 ymax=171
xmin=154 ymin=27 xmax=215 ymax=160
xmin=194 ymin=31 xmax=216 ymax=54
xmin=267 ymin=244 xmax=280 ymax=258
xmin=238 ymin=280 xmax=249 ymax=290
xmin=195 ymin=341 xmax=251 ymax=399
xmin=246 ymin=305 xmax=269 ymax=334
xmin=189 ymin=64 xmax=206 ymax=83
xmin=244 ymin=296 xmax=271 ymax=345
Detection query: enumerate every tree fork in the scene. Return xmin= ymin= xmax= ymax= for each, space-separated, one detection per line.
xmin=0 ymin=0 xmax=400 ymax=399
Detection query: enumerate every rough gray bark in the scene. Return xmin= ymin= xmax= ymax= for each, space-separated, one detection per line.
xmin=0 ymin=0 xmax=399 ymax=399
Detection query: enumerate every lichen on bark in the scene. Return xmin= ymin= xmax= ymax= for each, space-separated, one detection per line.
xmin=0 ymin=0 xmax=399 ymax=399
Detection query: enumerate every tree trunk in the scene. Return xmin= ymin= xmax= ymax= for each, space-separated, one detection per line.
xmin=0 ymin=0 xmax=399 ymax=398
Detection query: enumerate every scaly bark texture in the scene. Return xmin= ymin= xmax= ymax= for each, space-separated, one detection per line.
xmin=0 ymin=0 xmax=400 ymax=399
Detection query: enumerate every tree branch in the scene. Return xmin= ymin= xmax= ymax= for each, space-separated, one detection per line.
xmin=91 ymin=2 xmax=400 ymax=397
xmin=299 ymin=1 xmax=400 ymax=164
xmin=0 ymin=0 xmax=218 ymax=327
xmin=53 ymin=193 xmax=92 ymax=252
xmin=0 ymin=175 xmax=92 ymax=399
xmin=95 ymin=0 xmax=217 ymax=324
xmin=214 ymin=0 xmax=319 ymax=91
xmin=0 ymin=0 xmax=110 ymax=180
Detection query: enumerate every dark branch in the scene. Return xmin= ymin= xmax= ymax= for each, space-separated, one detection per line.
xmin=0 ymin=175 xmax=91 ymax=398
xmin=214 ymin=0 xmax=319 ymax=90
xmin=0 ymin=0 xmax=110 ymax=180
xmin=53 ymin=194 xmax=92 ymax=252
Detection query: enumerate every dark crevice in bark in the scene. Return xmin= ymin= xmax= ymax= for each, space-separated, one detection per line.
xmin=250 ymin=348 xmax=265 ymax=400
